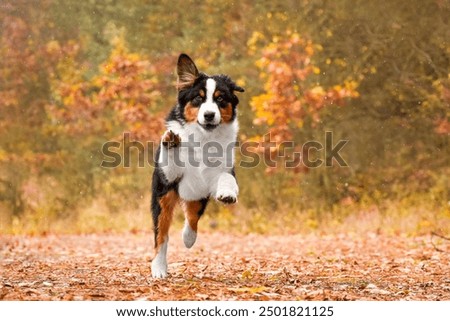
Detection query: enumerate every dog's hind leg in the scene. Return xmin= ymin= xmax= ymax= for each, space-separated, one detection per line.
xmin=151 ymin=188 xmax=178 ymax=278
xmin=181 ymin=198 xmax=209 ymax=248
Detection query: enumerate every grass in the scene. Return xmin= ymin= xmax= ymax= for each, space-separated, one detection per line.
xmin=1 ymin=193 xmax=448 ymax=237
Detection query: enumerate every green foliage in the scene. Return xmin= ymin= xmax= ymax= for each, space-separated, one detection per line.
xmin=0 ymin=0 xmax=448 ymax=235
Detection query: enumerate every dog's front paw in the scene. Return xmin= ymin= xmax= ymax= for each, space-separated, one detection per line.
xmin=161 ymin=130 xmax=181 ymax=149
xmin=216 ymin=191 xmax=237 ymax=204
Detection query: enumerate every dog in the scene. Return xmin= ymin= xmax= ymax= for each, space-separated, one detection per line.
xmin=151 ymin=54 xmax=244 ymax=278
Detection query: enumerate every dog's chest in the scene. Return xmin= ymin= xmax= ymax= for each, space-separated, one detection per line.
xmin=167 ymin=121 xmax=237 ymax=200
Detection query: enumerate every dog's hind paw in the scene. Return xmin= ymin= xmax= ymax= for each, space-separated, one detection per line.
xmin=182 ymin=223 xmax=197 ymax=248
xmin=151 ymin=259 xmax=168 ymax=279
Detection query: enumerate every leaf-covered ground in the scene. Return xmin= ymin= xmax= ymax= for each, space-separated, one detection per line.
xmin=1 ymin=232 xmax=449 ymax=300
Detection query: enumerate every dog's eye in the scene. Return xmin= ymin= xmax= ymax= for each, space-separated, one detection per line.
xmin=216 ymin=96 xmax=224 ymax=102
xmin=193 ymin=95 xmax=202 ymax=103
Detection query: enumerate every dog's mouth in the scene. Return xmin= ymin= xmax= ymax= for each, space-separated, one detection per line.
xmin=198 ymin=122 xmax=219 ymax=131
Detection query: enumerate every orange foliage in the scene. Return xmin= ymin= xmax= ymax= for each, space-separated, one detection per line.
xmin=46 ymin=37 xmax=164 ymax=141
xmin=251 ymin=33 xmax=359 ymax=147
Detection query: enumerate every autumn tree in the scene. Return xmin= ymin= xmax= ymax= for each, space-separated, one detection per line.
xmin=0 ymin=1 xmax=165 ymax=220
xmin=250 ymin=32 xmax=358 ymax=171
xmin=42 ymin=35 xmax=166 ymax=216
xmin=0 ymin=2 xmax=58 ymax=218
xmin=46 ymin=35 xmax=164 ymax=141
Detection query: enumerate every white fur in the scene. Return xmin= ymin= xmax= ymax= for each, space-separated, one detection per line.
xmin=182 ymin=221 xmax=197 ymax=248
xmin=181 ymin=121 xmax=237 ymax=201
xmin=157 ymin=124 xmax=184 ymax=183
xmin=151 ymin=237 xmax=169 ymax=278
xmin=159 ymin=117 xmax=239 ymax=202
xmin=198 ymin=79 xmax=221 ymax=125
xmin=214 ymin=172 xmax=239 ymax=201
xmin=157 ymin=136 xmax=183 ymax=183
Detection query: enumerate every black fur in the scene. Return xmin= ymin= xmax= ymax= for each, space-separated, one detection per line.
xmin=196 ymin=197 xmax=209 ymax=217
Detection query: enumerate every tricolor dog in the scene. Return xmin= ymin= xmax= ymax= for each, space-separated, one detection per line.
xmin=151 ymin=54 xmax=244 ymax=278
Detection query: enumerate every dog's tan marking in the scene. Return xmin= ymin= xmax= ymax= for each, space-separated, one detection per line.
xmin=184 ymin=102 xmax=199 ymax=123
xmin=220 ymin=103 xmax=234 ymax=123
xmin=182 ymin=200 xmax=203 ymax=232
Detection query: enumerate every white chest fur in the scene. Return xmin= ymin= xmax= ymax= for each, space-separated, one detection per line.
xmin=159 ymin=120 xmax=238 ymax=201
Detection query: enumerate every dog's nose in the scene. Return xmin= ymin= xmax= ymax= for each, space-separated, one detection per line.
xmin=203 ymin=112 xmax=216 ymax=122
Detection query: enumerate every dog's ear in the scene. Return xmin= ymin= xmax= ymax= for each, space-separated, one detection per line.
xmin=232 ymin=84 xmax=245 ymax=93
xmin=177 ymin=54 xmax=199 ymax=90
xmin=231 ymin=83 xmax=244 ymax=106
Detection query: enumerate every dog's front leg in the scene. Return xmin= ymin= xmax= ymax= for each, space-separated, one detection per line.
xmin=214 ymin=172 xmax=239 ymax=204
xmin=157 ymin=130 xmax=183 ymax=183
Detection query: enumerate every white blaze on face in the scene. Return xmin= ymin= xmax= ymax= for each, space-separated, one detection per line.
xmin=198 ymin=78 xmax=220 ymax=125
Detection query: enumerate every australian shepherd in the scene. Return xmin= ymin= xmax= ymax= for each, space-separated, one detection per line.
xmin=150 ymin=54 xmax=244 ymax=278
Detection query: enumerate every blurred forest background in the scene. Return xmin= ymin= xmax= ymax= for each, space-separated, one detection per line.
xmin=0 ymin=0 xmax=448 ymax=235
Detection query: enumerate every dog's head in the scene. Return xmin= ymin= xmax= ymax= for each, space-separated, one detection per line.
xmin=176 ymin=54 xmax=244 ymax=131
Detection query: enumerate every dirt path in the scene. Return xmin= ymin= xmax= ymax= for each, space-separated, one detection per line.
xmin=1 ymin=232 xmax=449 ymax=300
